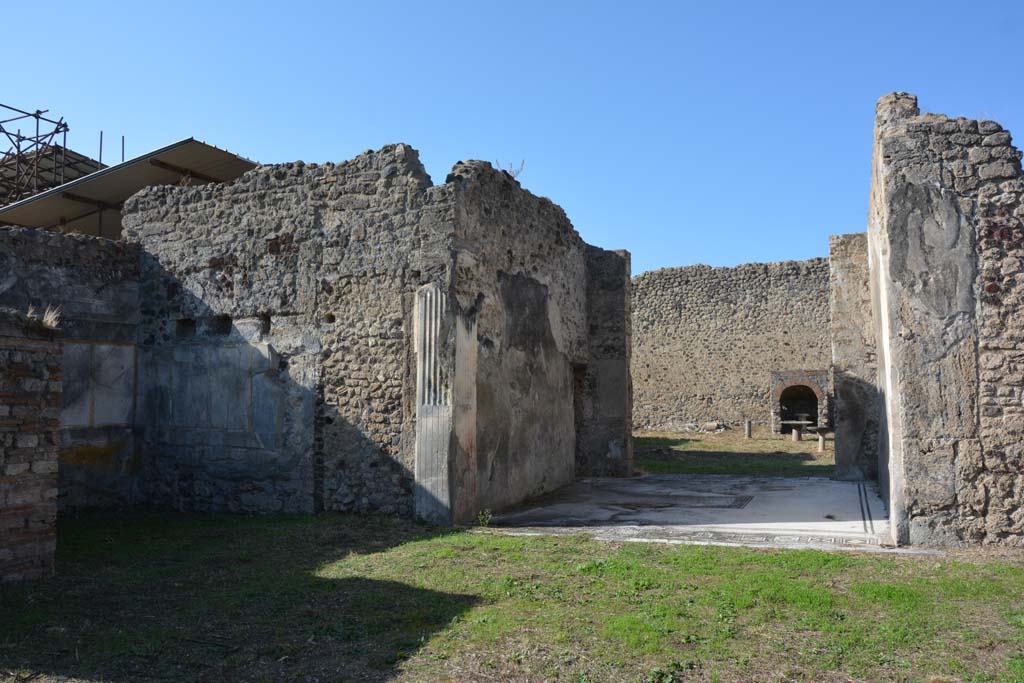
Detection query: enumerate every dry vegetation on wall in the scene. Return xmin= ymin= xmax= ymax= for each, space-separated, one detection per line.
xmin=0 ymin=305 xmax=61 ymax=331
xmin=2 ymin=514 xmax=1024 ymax=682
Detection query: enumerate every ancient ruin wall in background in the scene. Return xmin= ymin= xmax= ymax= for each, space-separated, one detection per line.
xmin=631 ymin=260 xmax=831 ymax=430
xmin=869 ymin=93 xmax=1024 ymax=545
xmin=829 ymin=233 xmax=880 ymax=481
xmin=0 ymin=315 xmax=60 ymax=581
xmin=0 ymin=229 xmax=141 ymax=510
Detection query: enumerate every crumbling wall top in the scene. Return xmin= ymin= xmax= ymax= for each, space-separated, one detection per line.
xmin=875 ymin=92 xmax=920 ymax=128
xmin=124 ymin=143 xmax=435 ymax=214
xmin=634 ymin=257 xmax=829 ymax=283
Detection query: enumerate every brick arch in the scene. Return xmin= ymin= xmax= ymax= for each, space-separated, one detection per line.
xmin=769 ymin=369 xmax=830 ymax=433
xmin=772 ymin=380 xmax=826 ymax=403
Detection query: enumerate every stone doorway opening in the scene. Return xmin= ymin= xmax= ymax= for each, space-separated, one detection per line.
xmin=769 ymin=370 xmax=830 ymax=436
xmin=778 ymin=385 xmax=819 ymax=434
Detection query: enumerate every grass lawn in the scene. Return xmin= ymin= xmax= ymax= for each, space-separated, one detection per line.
xmin=2 ymin=513 xmax=1024 ymax=682
xmin=635 ymin=426 xmax=836 ymax=477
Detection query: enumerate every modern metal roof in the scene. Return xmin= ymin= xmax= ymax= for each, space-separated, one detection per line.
xmin=0 ymin=138 xmax=257 ymax=239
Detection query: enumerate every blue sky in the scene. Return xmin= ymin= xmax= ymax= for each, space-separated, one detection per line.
xmin=6 ymin=1 xmax=1023 ymax=274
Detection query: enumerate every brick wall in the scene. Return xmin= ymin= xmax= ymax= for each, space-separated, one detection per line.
xmin=0 ymin=315 xmax=60 ymax=581
xmin=0 ymin=227 xmax=141 ymax=511
xmin=769 ymin=369 xmax=830 ymax=433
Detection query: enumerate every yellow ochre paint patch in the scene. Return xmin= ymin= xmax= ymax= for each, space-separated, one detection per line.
xmin=60 ymin=443 xmax=126 ymax=469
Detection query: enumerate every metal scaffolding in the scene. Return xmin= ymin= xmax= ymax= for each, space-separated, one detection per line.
xmin=0 ymin=104 xmax=102 ymax=207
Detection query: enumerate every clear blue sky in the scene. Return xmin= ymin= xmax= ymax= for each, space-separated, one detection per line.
xmin=6 ymin=1 xmax=1023 ymax=274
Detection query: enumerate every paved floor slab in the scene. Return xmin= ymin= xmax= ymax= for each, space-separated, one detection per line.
xmin=491 ymin=474 xmax=906 ymax=552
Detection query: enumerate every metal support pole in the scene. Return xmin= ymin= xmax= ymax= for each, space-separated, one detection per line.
xmin=34 ymin=115 xmax=39 ymax=193
xmin=0 ymin=104 xmax=73 ymax=205
xmin=744 ymin=420 xmax=752 ymax=439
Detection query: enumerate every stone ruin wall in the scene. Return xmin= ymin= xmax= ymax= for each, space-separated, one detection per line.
xmin=111 ymin=143 xmax=630 ymax=519
xmin=829 ymin=233 xmax=880 ymax=481
xmin=578 ymin=246 xmax=632 ymax=476
xmin=445 ymin=161 xmax=632 ymax=509
xmin=122 ymin=145 xmax=456 ymax=515
xmin=631 ymin=259 xmax=831 ymax=430
xmin=869 ymin=93 xmax=1024 ymax=546
xmin=0 ymin=144 xmax=631 ymax=525
xmin=447 ymin=162 xmax=584 ymax=511
xmin=0 ymin=228 xmax=141 ymax=510
xmin=0 ymin=315 xmax=60 ymax=581
xmin=5 ymin=94 xmax=1024 ymax=549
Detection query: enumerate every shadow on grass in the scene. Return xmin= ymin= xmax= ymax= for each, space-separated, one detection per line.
xmin=0 ymin=512 xmax=477 ymax=683
xmin=638 ymin=450 xmax=835 ymax=477
xmin=634 ymin=430 xmax=835 ymax=479
xmin=633 ymin=435 xmax=702 ymax=450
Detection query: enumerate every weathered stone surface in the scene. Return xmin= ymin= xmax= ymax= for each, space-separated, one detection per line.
xmin=631 ymin=260 xmax=831 ymax=429
xmin=446 ymin=161 xmax=631 ymax=513
xmin=576 ymin=247 xmax=633 ymax=476
xmin=829 ymin=233 xmax=880 ymax=481
xmin=123 ymin=145 xmax=447 ymax=515
xmin=868 ymin=92 xmax=1024 ymax=546
xmin=0 ymin=314 xmax=60 ymax=581
xmin=115 ymin=144 xmax=631 ymax=520
xmin=1 ymin=143 xmax=632 ymax=524
xmin=60 ymin=342 xmax=92 ymax=427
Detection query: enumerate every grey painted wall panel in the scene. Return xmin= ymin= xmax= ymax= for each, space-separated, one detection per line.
xmin=61 ymin=343 xmax=93 ymax=428
xmin=92 ymin=344 xmax=134 ymax=426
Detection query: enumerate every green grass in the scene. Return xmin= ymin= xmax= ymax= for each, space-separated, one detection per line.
xmin=2 ymin=512 xmax=1024 ymax=682
xmin=635 ymin=426 xmax=836 ymax=477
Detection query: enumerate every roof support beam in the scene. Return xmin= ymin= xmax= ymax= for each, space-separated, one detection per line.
xmin=40 ymin=206 xmax=103 ymax=233
xmin=61 ymin=191 xmax=120 ymax=213
xmin=149 ymin=158 xmax=220 ymax=183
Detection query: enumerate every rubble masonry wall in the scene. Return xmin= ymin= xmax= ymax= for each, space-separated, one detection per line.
xmin=122 ymin=145 xmax=454 ymax=514
xmin=829 ymin=233 xmax=880 ymax=481
xmin=869 ymin=93 xmax=1024 ymax=545
xmin=631 ymin=260 xmax=831 ymax=430
xmin=119 ymin=145 xmax=632 ymax=518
